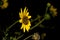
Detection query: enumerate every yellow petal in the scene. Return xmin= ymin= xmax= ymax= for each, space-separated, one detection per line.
xmin=20 ymin=24 xmax=23 ymax=29
xmin=26 ymin=12 xmax=29 ymax=16
xmin=20 ymin=8 xmax=22 ymax=13
xmin=28 ymin=16 xmax=31 ymax=19
xmin=53 ymin=12 xmax=57 ymax=16
xmin=28 ymin=20 xmax=31 ymax=26
xmin=24 ymin=7 xmax=28 ymax=14
xmin=19 ymin=12 xmax=23 ymax=18
xmin=23 ymin=24 xmax=25 ymax=32
xmin=53 ymin=8 xmax=57 ymax=12
xmin=24 ymin=7 xmax=26 ymax=13
xmin=19 ymin=19 xmax=22 ymax=23
xmin=25 ymin=25 xmax=30 ymax=32
xmin=19 ymin=9 xmax=23 ymax=18
xmin=25 ymin=21 xmax=31 ymax=32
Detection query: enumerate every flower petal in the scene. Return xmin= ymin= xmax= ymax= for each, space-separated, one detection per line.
xmin=24 ymin=7 xmax=26 ymax=13
xmin=26 ymin=12 xmax=29 ymax=16
xmin=25 ymin=21 xmax=31 ymax=32
xmin=20 ymin=24 xmax=23 ymax=29
xmin=23 ymin=24 xmax=25 ymax=32
xmin=24 ymin=7 xmax=28 ymax=15
xmin=20 ymin=8 xmax=22 ymax=13
xmin=19 ymin=13 xmax=23 ymax=18
xmin=19 ymin=19 xmax=22 ymax=23
xmin=53 ymin=8 xmax=57 ymax=12
xmin=25 ymin=25 xmax=30 ymax=32
xmin=28 ymin=16 xmax=31 ymax=19
xmin=28 ymin=21 xmax=31 ymax=26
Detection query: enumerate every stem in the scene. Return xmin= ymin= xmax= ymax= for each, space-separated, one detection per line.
xmin=6 ymin=20 xmax=19 ymax=33
xmin=24 ymin=35 xmax=33 ymax=40
xmin=31 ymin=15 xmax=40 ymax=22
xmin=30 ymin=18 xmax=45 ymax=30
xmin=17 ymin=34 xmax=24 ymax=39
xmin=4 ymin=20 xmax=19 ymax=39
xmin=45 ymin=6 xmax=48 ymax=14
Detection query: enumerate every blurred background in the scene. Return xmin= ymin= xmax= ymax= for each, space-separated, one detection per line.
xmin=0 ymin=0 xmax=59 ymax=40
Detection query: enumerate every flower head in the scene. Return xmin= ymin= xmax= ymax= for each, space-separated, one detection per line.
xmin=0 ymin=0 xmax=8 ymax=9
xmin=32 ymin=32 xmax=40 ymax=40
xmin=19 ymin=7 xmax=31 ymax=32
xmin=50 ymin=5 xmax=57 ymax=17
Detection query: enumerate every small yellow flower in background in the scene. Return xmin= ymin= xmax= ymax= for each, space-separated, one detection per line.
xmin=0 ymin=0 xmax=8 ymax=9
xmin=50 ymin=5 xmax=57 ymax=17
xmin=32 ymin=32 xmax=40 ymax=40
xmin=2 ymin=0 xmax=7 ymax=2
xmin=19 ymin=7 xmax=31 ymax=32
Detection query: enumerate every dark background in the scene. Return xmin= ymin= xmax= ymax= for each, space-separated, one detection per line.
xmin=0 ymin=0 xmax=59 ymax=40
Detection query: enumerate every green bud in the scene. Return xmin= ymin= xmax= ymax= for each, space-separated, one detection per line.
xmin=44 ymin=14 xmax=50 ymax=20
xmin=47 ymin=3 xmax=51 ymax=7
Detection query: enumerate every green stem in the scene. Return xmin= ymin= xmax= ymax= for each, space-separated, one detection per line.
xmin=30 ymin=18 xmax=45 ymax=30
xmin=4 ymin=20 xmax=19 ymax=39
xmin=31 ymin=15 xmax=40 ymax=22
xmin=45 ymin=6 xmax=48 ymax=14
xmin=6 ymin=20 xmax=19 ymax=33
xmin=17 ymin=34 xmax=24 ymax=39
xmin=24 ymin=35 xmax=33 ymax=40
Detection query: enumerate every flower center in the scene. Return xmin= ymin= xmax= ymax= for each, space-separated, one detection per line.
xmin=23 ymin=16 xmax=28 ymax=25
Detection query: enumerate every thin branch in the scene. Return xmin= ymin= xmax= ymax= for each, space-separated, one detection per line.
xmin=24 ymin=35 xmax=33 ymax=40
xmin=17 ymin=34 xmax=24 ymax=39
xmin=31 ymin=15 xmax=40 ymax=22
xmin=30 ymin=18 xmax=45 ymax=30
xmin=6 ymin=20 xmax=19 ymax=33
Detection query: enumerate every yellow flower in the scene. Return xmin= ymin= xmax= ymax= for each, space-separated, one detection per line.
xmin=0 ymin=0 xmax=8 ymax=9
xmin=19 ymin=7 xmax=31 ymax=32
xmin=32 ymin=32 xmax=40 ymax=40
xmin=2 ymin=0 xmax=7 ymax=2
xmin=50 ymin=5 xmax=57 ymax=17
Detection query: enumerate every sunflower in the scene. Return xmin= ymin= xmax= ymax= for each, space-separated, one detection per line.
xmin=19 ymin=7 xmax=31 ymax=32
xmin=49 ymin=5 xmax=57 ymax=17
xmin=0 ymin=0 xmax=8 ymax=9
